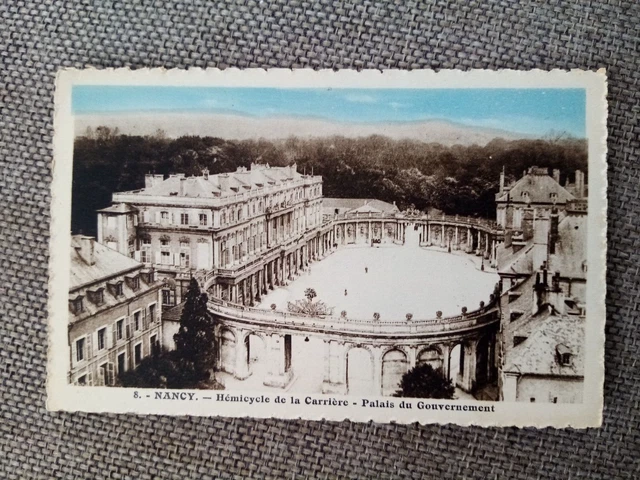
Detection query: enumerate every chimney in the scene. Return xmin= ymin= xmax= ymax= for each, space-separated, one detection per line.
xmin=549 ymin=208 xmax=559 ymax=254
xmin=145 ymin=174 xmax=155 ymax=189
xmin=552 ymin=169 xmax=560 ymax=184
xmin=575 ymin=170 xmax=585 ymax=198
xmin=76 ymin=236 xmax=95 ymax=266
xmin=219 ymin=174 xmax=229 ymax=192
xmin=499 ymin=167 xmax=505 ymax=195
xmin=522 ymin=208 xmax=534 ymax=241
xmin=179 ymin=177 xmax=187 ymax=196
xmin=532 ymin=214 xmax=550 ymax=271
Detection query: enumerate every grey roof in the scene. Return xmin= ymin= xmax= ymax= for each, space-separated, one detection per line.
xmin=69 ymin=237 xmax=141 ymax=291
xmin=96 ymin=203 xmax=138 ymax=214
xmin=322 ymin=198 xmax=399 ymax=213
xmin=504 ymin=313 xmax=584 ymax=377
xmin=497 ymin=169 xmax=575 ymax=204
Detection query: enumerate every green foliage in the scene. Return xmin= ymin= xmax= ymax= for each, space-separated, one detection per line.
xmin=118 ymin=349 xmax=202 ymax=389
xmin=72 ymin=129 xmax=588 ymax=235
xmin=173 ymin=278 xmax=217 ymax=381
xmin=394 ymin=363 xmax=455 ymax=399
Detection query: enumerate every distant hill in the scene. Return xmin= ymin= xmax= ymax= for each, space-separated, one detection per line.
xmin=74 ymin=112 xmax=532 ymax=146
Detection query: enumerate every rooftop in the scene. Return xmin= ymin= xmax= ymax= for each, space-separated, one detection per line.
xmin=133 ymin=163 xmax=318 ymax=199
xmin=322 ymin=198 xmax=399 ymax=214
xmin=504 ymin=312 xmax=584 ymax=377
xmin=70 ymin=236 xmax=141 ymax=291
xmin=497 ymin=167 xmax=575 ymax=205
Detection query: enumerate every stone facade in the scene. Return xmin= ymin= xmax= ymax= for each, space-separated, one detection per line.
xmin=68 ymin=236 xmax=163 ymax=385
xmin=97 ymin=163 xmax=327 ymax=308
xmin=496 ymin=168 xmax=587 ymax=403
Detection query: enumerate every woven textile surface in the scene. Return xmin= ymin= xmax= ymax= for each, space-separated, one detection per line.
xmin=1 ymin=1 xmax=639 ymax=478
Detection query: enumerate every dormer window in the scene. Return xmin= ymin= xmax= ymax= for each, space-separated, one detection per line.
xmin=550 ymin=192 xmax=558 ymax=202
xmin=556 ymin=344 xmax=572 ymax=366
xmin=126 ymin=275 xmax=140 ymax=291
xmin=69 ymin=296 xmax=84 ymax=314
xmin=108 ymin=281 xmax=124 ymax=298
xmin=87 ymin=288 xmax=105 ymax=306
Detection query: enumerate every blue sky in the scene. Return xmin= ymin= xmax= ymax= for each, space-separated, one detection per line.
xmin=72 ymin=86 xmax=586 ymax=137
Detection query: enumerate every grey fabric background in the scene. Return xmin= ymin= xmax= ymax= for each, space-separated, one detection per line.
xmin=1 ymin=1 xmax=638 ymax=478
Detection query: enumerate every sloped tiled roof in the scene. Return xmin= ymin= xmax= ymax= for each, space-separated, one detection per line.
xmin=497 ymin=169 xmax=575 ymax=204
xmin=96 ymin=203 xmax=138 ymax=214
xmin=322 ymin=198 xmax=398 ymax=213
xmin=549 ymin=213 xmax=588 ymax=279
xmin=69 ymin=237 xmax=141 ymax=290
xmin=136 ymin=165 xmax=303 ymax=199
xmin=504 ymin=313 xmax=584 ymax=377
xmin=497 ymin=242 xmax=534 ymax=276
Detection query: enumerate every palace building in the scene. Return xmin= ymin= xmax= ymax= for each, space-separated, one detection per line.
xmin=68 ymin=235 xmax=163 ymax=385
xmin=97 ymin=163 xmax=331 ymax=308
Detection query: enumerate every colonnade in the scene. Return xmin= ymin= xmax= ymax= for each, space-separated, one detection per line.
xmin=217 ymin=320 xmax=498 ymax=396
xmin=209 ymin=228 xmax=335 ymax=306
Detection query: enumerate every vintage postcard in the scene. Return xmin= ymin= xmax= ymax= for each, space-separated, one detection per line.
xmin=48 ymin=68 xmax=607 ymax=427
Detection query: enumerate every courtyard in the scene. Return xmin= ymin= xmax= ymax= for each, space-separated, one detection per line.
xmin=257 ymin=243 xmax=499 ymax=320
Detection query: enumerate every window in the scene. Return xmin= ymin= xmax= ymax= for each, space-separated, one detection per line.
xmin=161 ymin=251 xmax=171 ymax=264
xmin=140 ymin=250 xmax=150 ymax=263
xmin=134 ymin=343 xmax=142 ymax=365
xmin=70 ymin=297 xmax=84 ymax=314
xmin=77 ymin=375 xmax=87 ymax=385
xmin=160 ymin=237 xmax=170 ymax=246
xmin=160 ymin=211 xmax=169 ymax=223
xmin=116 ymin=319 xmax=124 ymax=340
xmin=530 ymin=397 xmax=536 ymax=403
xmin=180 ymin=252 xmax=190 ymax=268
xmin=114 ymin=282 xmax=123 ymax=297
xmin=97 ymin=327 xmax=107 ymax=350
xmin=133 ymin=311 xmax=141 ymax=331
xmin=75 ymin=338 xmax=85 ymax=362
xmin=221 ymin=212 xmax=226 ymax=225
xmin=117 ymin=352 xmax=126 ymax=374
xmin=552 ymin=397 xmax=558 ymax=404
xmin=141 ymin=237 xmax=151 ymax=245
xmin=149 ymin=304 xmax=156 ymax=323
xmin=131 ymin=276 xmax=139 ymax=291
xmin=150 ymin=334 xmax=159 ymax=355
xmin=180 ymin=213 xmax=189 ymax=225
xmin=199 ymin=213 xmax=208 ymax=226
xmin=560 ymin=353 xmax=572 ymax=366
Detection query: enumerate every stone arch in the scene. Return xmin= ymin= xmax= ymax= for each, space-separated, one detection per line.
xmin=381 ymin=348 xmax=408 ymax=396
xmin=219 ymin=327 xmax=237 ymax=374
xmin=448 ymin=341 xmax=464 ymax=385
xmin=240 ymin=330 xmax=267 ymax=376
xmin=345 ymin=344 xmax=374 ymax=395
xmin=416 ymin=345 xmax=444 ymax=374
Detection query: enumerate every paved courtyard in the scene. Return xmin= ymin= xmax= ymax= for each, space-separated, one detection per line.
xmin=258 ymin=244 xmax=499 ymax=320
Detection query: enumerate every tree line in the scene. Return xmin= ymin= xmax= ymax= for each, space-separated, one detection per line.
xmin=73 ymin=127 xmax=588 ymax=236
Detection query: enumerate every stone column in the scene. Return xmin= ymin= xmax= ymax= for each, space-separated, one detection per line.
xmin=264 ymin=333 xmax=294 ymax=388
xmin=234 ymin=330 xmax=250 ymax=380
xmin=322 ymin=341 xmax=347 ymax=394
xmin=460 ymin=339 xmax=478 ymax=392
xmin=372 ymin=346 xmax=383 ymax=396
xmin=454 ymin=227 xmax=459 ymax=250
xmin=440 ymin=343 xmax=451 ymax=380
xmin=408 ymin=346 xmax=417 ymax=369
xmin=428 ymin=223 xmax=432 ymax=245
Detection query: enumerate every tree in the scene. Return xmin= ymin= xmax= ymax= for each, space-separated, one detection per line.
xmin=394 ymin=364 xmax=455 ymax=399
xmin=173 ymin=278 xmax=217 ymax=381
xmin=304 ymin=288 xmax=317 ymax=301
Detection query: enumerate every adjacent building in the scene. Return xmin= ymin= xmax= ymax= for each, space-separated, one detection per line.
xmin=496 ymin=167 xmax=587 ymax=403
xmin=68 ymin=235 xmax=163 ymax=385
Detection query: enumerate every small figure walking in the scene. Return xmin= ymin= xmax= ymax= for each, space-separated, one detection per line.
xmin=365 ymin=267 xmax=368 ymax=273
xmin=344 ymin=289 xmax=348 ymax=296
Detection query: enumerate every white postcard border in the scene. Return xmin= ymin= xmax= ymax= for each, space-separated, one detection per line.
xmin=48 ymin=68 xmax=608 ymax=427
